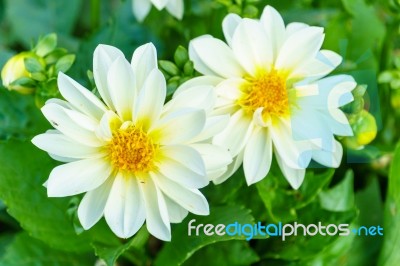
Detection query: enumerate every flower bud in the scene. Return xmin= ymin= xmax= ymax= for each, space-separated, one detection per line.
xmin=1 ymin=52 xmax=45 ymax=94
xmin=345 ymin=110 xmax=378 ymax=149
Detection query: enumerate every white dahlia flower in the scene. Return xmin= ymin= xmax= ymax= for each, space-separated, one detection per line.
xmin=132 ymin=0 xmax=184 ymax=22
xmin=32 ymin=43 xmax=231 ymax=241
xmin=187 ymin=5 xmax=356 ymax=189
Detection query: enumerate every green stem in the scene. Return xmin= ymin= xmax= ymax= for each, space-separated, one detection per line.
xmin=90 ymin=0 xmax=100 ymax=32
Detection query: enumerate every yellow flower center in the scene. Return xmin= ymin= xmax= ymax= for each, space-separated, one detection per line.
xmin=108 ymin=125 xmax=158 ymax=173
xmin=238 ymin=69 xmax=290 ymax=118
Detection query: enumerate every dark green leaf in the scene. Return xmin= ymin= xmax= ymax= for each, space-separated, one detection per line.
xmin=378 ymin=143 xmax=400 ymax=265
xmin=154 ymin=205 xmax=261 ymax=266
xmin=0 ymin=233 xmax=94 ymax=266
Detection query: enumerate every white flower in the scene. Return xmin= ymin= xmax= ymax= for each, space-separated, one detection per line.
xmin=32 ymin=43 xmax=231 ymax=241
xmin=187 ymin=6 xmax=356 ymax=189
xmin=132 ymin=0 xmax=184 ymax=22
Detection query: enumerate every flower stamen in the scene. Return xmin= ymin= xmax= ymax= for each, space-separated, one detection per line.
xmin=108 ymin=125 xmax=158 ymax=173
xmin=239 ymin=69 xmax=289 ymax=118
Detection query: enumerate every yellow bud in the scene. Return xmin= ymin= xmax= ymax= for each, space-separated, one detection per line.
xmin=345 ymin=110 xmax=378 ymax=149
xmin=354 ymin=110 xmax=378 ymax=145
xmin=1 ymin=52 xmax=45 ymax=94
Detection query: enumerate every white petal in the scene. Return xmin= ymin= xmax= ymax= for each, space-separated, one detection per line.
xmin=222 ymin=13 xmax=242 ymax=47
xmin=276 ymin=154 xmax=305 ymax=190
xmin=285 ymin=22 xmax=309 ymax=38
xmin=189 ymin=36 xmax=244 ymax=78
xmin=260 ymin=5 xmax=285 ymax=60
xmin=276 ymin=27 xmax=324 ymax=73
xmin=190 ymin=143 xmax=232 ymax=172
xmin=291 ymin=50 xmax=342 ymax=80
xmin=189 ymin=114 xmax=230 ymax=143
xmin=174 ymin=76 xmax=223 ymax=96
xmin=213 ymin=109 xmax=253 ymax=157
xmin=140 ymin=176 xmax=171 ymax=241
xmin=231 ymin=18 xmax=273 ymax=75
xmin=47 ymin=158 xmax=111 ymax=197
xmin=160 ymin=145 xmax=206 ymax=176
xmin=132 ymin=0 xmax=152 ymax=22
xmin=107 ymin=56 xmax=136 ymax=121
xmin=270 ymin=118 xmax=312 ymax=169
xmin=153 ymin=172 xmax=209 ymax=216
xmin=189 ymin=36 xmax=219 ymax=76
xmin=151 ymin=0 xmax=168 ymax=10
xmin=212 ymin=151 xmax=244 ymax=184
xmin=32 ymin=133 xmax=102 ymax=159
xmin=134 ymin=68 xmax=166 ymax=130
xmin=163 ymin=195 xmax=188 ymax=223
xmin=243 ymin=128 xmax=272 ymax=185
xmin=58 ymin=73 xmax=107 ymax=120
xmin=104 ymin=173 xmax=145 ymax=238
xmin=157 ymin=158 xmax=206 ymax=188
xmin=150 ymin=108 xmax=206 ymax=145
xmin=93 ymin=45 xmax=125 ymax=110
xmin=312 ymin=139 xmax=343 ymax=168
xmin=78 ymin=177 xmax=113 ymax=230
xmin=41 ymin=103 xmax=103 ymax=147
xmin=165 ymin=85 xmax=215 ymax=114
xmin=131 ymin=43 xmax=158 ymax=91
xmin=95 ymin=111 xmax=122 ymax=141
xmin=165 ymin=0 xmax=184 ymax=19
xmin=215 ymin=78 xmax=243 ymax=101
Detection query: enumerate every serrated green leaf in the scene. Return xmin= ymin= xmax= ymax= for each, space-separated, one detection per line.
xmin=154 ymin=205 xmax=260 ymax=266
xmin=92 ymin=226 xmax=149 ymax=266
xmin=0 ymin=140 xmax=92 ymax=252
xmin=0 ymin=233 xmax=94 ymax=266
xmin=256 ymin=168 xmax=335 ymax=223
xmin=55 ymin=54 xmax=76 ymax=73
xmin=183 ymin=241 xmax=259 ymax=266
xmin=378 ymin=143 xmax=400 ymax=265
xmin=319 ymin=170 xmax=355 ymax=212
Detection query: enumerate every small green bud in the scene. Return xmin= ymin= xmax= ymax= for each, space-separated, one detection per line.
xmin=159 ymin=60 xmax=180 ymax=76
xmin=183 ymin=60 xmax=194 ymax=76
xmin=243 ymin=5 xmax=258 ymax=18
xmin=174 ymin=46 xmax=189 ymax=68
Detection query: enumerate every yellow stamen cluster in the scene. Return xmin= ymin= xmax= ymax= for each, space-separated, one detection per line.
xmin=239 ymin=69 xmax=289 ymax=118
xmin=108 ymin=125 xmax=158 ymax=173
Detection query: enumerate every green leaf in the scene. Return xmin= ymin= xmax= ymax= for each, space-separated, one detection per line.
xmin=319 ymin=170 xmax=355 ymax=212
xmin=0 ymin=233 xmax=94 ymax=266
xmin=24 ymin=57 xmax=44 ymax=73
xmin=347 ymin=177 xmax=383 ymax=266
xmin=35 ymin=33 xmax=57 ymax=57
xmin=0 ymin=90 xmax=49 ymax=140
xmin=262 ymin=202 xmax=357 ymax=262
xmin=154 ymin=205 xmax=261 ymax=266
xmin=92 ymin=226 xmax=149 ymax=266
xmin=378 ymin=142 xmax=400 ymax=265
xmin=256 ymin=168 xmax=335 ymax=223
xmin=0 ymin=140 xmax=93 ymax=252
xmin=55 ymin=54 xmax=76 ymax=73
xmin=183 ymin=241 xmax=259 ymax=266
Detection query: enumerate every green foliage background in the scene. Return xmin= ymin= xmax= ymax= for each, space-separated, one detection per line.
xmin=0 ymin=0 xmax=399 ymax=265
